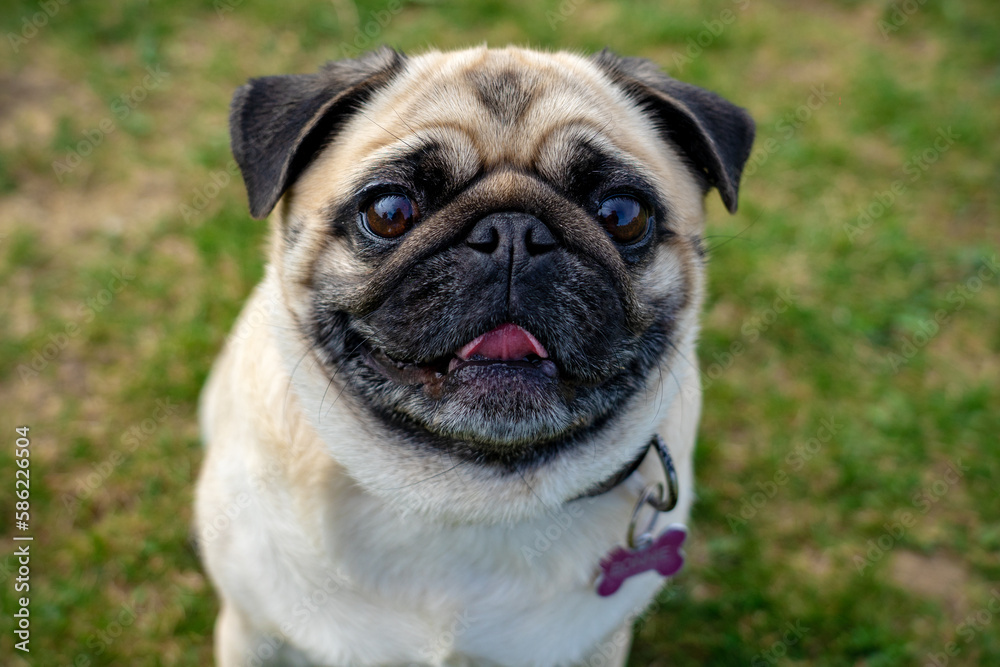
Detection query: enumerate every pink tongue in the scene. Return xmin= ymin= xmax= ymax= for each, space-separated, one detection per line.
xmin=456 ymin=324 xmax=548 ymax=361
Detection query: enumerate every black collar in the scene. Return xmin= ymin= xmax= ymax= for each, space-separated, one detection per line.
xmin=573 ymin=434 xmax=663 ymax=500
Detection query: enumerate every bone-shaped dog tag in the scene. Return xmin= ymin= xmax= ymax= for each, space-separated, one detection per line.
xmin=595 ymin=526 xmax=686 ymax=597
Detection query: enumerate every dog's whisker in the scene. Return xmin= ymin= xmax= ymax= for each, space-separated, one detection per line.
xmin=283 ymin=341 xmax=315 ymax=431
xmin=516 ymin=468 xmax=556 ymax=514
xmin=315 ymin=333 xmax=375 ymax=422
xmin=372 ymin=460 xmax=465 ymax=492
xmin=359 ymin=110 xmax=416 ymax=151
xmin=321 ymin=357 xmax=368 ymax=421
xmin=392 ymin=107 xmax=418 ymax=136
xmin=703 ymin=211 xmax=764 ymax=254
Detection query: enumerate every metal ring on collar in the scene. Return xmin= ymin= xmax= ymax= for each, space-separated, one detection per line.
xmin=624 ymin=435 xmax=680 ymax=548
xmin=627 ymin=483 xmax=664 ymax=549
xmin=648 ymin=433 xmax=679 ymax=513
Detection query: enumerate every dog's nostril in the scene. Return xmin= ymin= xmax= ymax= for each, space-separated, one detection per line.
xmin=525 ymin=225 xmax=557 ymax=256
xmin=465 ymin=212 xmax=557 ymax=257
xmin=466 ymin=227 xmax=500 ymax=254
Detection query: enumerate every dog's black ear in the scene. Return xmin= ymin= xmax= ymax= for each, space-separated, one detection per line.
xmin=591 ymin=50 xmax=755 ymax=213
xmin=229 ymin=47 xmax=406 ymax=219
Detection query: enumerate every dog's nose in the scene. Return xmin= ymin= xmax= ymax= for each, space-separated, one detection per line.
xmin=465 ymin=212 xmax=558 ymax=258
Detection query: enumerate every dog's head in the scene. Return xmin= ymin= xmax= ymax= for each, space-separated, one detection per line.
xmin=229 ymin=46 xmax=753 ymax=520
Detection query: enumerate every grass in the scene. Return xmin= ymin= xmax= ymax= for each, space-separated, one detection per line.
xmin=1 ymin=0 xmax=998 ymax=664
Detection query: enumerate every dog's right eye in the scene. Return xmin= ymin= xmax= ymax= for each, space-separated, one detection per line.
xmin=596 ymin=195 xmax=651 ymax=245
xmin=363 ymin=194 xmax=419 ymax=238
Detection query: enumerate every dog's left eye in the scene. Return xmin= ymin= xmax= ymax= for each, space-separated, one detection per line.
xmin=363 ymin=194 xmax=419 ymax=238
xmin=596 ymin=195 xmax=651 ymax=244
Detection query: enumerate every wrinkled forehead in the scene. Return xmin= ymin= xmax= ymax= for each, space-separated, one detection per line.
xmin=342 ymin=50 xmax=667 ymax=169
xmin=377 ymin=49 xmax=627 ymax=165
xmin=296 ymin=47 xmax=703 ymax=227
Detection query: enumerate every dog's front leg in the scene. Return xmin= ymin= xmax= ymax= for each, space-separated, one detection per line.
xmin=215 ymin=603 xmax=265 ymax=667
xmin=215 ymin=603 xmax=313 ymax=667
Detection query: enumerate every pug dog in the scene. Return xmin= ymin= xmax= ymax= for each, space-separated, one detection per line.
xmin=195 ymin=46 xmax=754 ymax=667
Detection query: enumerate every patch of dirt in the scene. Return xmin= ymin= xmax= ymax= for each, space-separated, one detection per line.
xmin=1 ymin=169 xmax=180 ymax=245
xmin=789 ymin=544 xmax=835 ymax=581
xmin=889 ymin=550 xmax=970 ymax=615
xmin=0 ymin=54 xmax=181 ymax=249
xmin=0 ymin=63 xmax=96 ymax=149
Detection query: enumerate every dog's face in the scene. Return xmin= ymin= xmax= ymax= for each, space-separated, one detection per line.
xmin=229 ymin=47 xmax=753 ymax=518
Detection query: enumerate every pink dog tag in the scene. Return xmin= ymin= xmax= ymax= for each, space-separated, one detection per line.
xmin=595 ymin=526 xmax=686 ymax=597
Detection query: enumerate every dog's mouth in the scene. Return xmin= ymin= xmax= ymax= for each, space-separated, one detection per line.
xmin=362 ymin=323 xmax=560 ymax=391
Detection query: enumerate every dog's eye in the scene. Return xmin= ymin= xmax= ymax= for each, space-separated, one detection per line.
xmin=596 ymin=196 xmax=651 ymax=244
xmin=364 ymin=194 xmax=419 ymax=238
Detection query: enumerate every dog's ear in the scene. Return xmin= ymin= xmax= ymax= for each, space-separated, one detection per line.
xmin=591 ymin=50 xmax=755 ymax=213
xmin=229 ymin=47 xmax=406 ymax=219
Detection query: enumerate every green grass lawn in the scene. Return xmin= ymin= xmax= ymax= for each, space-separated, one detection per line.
xmin=1 ymin=0 xmax=998 ymax=664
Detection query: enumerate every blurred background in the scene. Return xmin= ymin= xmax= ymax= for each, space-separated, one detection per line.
xmin=1 ymin=0 xmax=998 ymax=664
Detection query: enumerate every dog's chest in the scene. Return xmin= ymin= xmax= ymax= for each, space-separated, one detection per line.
xmin=267 ymin=488 xmax=663 ymax=666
